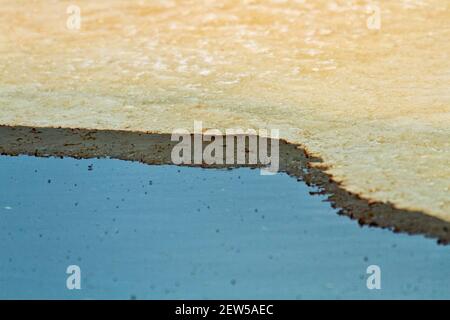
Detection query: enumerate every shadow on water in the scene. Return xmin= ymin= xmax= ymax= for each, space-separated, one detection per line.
xmin=1 ymin=125 xmax=449 ymax=243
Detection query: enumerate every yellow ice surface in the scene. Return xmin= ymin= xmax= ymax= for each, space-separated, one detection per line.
xmin=0 ymin=0 xmax=449 ymax=220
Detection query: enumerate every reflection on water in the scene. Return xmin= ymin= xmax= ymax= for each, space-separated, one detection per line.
xmin=0 ymin=155 xmax=449 ymax=299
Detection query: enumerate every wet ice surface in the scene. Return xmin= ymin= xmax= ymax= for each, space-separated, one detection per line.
xmin=0 ymin=155 xmax=449 ymax=299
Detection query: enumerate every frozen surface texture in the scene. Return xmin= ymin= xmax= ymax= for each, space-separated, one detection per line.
xmin=0 ymin=1 xmax=449 ymax=221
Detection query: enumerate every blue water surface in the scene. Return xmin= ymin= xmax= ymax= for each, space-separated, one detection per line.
xmin=0 ymin=155 xmax=448 ymax=299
